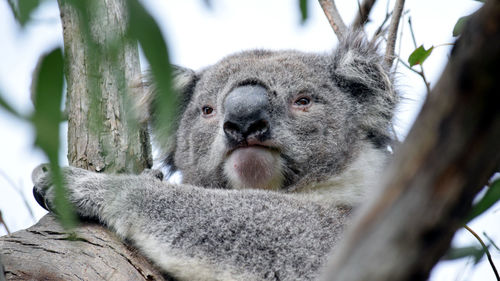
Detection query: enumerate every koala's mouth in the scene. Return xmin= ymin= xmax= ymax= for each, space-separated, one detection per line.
xmin=223 ymin=145 xmax=283 ymax=190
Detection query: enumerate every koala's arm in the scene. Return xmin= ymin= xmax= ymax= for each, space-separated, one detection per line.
xmin=33 ymin=166 xmax=350 ymax=281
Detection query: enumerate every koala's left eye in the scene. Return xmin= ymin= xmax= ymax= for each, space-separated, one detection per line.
xmin=293 ymin=97 xmax=311 ymax=107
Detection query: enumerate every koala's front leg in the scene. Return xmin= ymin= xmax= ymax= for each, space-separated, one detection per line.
xmin=32 ymin=164 xmax=109 ymax=219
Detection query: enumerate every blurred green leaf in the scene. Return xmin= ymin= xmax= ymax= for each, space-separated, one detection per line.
xmin=7 ymin=0 xmax=42 ymax=26
xmin=31 ymin=48 xmax=77 ymax=229
xmin=453 ymin=16 xmax=470 ymax=37
xmin=126 ymin=0 xmax=177 ymax=143
xmin=443 ymin=245 xmax=486 ymax=264
xmin=466 ymin=179 xmax=500 ymax=223
xmin=408 ymin=45 xmax=434 ymax=67
xmin=299 ymin=0 xmax=308 ymax=24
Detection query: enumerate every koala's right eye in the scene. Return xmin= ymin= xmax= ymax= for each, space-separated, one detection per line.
xmin=201 ymin=105 xmax=215 ymax=117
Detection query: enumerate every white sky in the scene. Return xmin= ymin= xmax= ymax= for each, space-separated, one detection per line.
xmin=0 ymin=0 xmax=498 ymax=280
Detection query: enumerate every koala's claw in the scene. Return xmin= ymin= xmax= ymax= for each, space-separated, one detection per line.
xmin=31 ymin=163 xmax=55 ymax=212
xmin=33 ymin=186 xmax=50 ymax=211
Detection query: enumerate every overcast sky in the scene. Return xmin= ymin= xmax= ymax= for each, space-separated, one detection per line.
xmin=0 ymin=0 xmax=497 ymax=280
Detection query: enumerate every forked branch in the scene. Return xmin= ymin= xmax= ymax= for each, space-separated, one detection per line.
xmin=318 ymin=0 xmax=347 ymax=38
xmin=384 ymin=0 xmax=406 ymax=67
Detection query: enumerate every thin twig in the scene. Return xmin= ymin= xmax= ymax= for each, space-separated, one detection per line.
xmin=384 ymin=0 xmax=406 ymax=67
xmin=372 ymin=11 xmax=392 ymax=41
xmin=407 ymin=17 xmax=431 ymax=94
xmin=464 ymin=225 xmax=500 ymax=281
xmin=318 ymin=0 xmax=347 ymax=39
xmin=397 ymin=57 xmax=431 ymax=94
xmin=0 ymin=210 xmax=10 ymax=235
xmin=393 ymin=10 xmax=406 ymax=74
xmin=352 ymin=0 xmax=377 ymax=29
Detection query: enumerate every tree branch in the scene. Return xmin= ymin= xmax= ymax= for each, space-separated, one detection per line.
xmin=0 ymin=215 xmax=167 ymax=280
xmin=464 ymin=225 xmax=500 ymax=281
xmin=322 ymin=1 xmax=500 ymax=280
xmin=352 ymin=0 xmax=377 ymax=29
xmin=318 ymin=0 xmax=347 ymax=38
xmin=384 ymin=0 xmax=405 ymax=67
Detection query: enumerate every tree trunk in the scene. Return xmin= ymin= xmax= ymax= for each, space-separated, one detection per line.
xmin=0 ymin=0 xmax=164 ymax=280
xmin=62 ymin=0 xmax=151 ymax=173
xmin=321 ymin=1 xmax=500 ymax=280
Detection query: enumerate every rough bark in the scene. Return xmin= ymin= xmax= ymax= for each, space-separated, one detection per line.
xmin=322 ymin=1 xmax=500 ymax=280
xmin=0 ymin=255 xmax=5 ymax=281
xmin=62 ymin=0 xmax=152 ymax=173
xmin=0 ymin=0 xmax=162 ymax=280
xmin=0 ymin=215 xmax=166 ymax=280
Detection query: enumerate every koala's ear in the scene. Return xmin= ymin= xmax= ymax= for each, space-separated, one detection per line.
xmin=157 ymin=65 xmax=198 ymax=171
xmin=331 ymin=33 xmax=393 ymax=101
xmin=130 ymin=65 xmax=197 ymax=124
xmin=130 ymin=65 xmax=198 ymax=171
xmin=330 ymin=32 xmax=398 ymax=146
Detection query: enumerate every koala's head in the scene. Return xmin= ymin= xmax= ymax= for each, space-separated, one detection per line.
xmin=147 ymin=34 xmax=396 ymax=191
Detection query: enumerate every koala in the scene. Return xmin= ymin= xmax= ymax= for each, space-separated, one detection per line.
xmin=33 ymin=33 xmax=397 ymax=281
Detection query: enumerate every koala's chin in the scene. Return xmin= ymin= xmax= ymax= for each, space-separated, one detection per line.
xmin=223 ymin=146 xmax=284 ymax=190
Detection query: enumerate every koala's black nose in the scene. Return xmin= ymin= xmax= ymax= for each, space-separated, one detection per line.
xmin=223 ymin=84 xmax=271 ymax=145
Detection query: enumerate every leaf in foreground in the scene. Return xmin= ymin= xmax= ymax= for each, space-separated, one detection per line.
xmin=453 ymin=16 xmax=470 ymax=37
xmin=32 ymin=48 xmax=77 ymax=229
xmin=466 ymin=179 xmax=500 ymax=223
xmin=127 ymin=0 xmax=177 ymax=145
xmin=443 ymin=245 xmax=486 ymax=264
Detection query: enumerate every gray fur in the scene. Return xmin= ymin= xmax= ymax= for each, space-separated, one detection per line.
xmin=33 ymin=33 xmax=397 ymax=281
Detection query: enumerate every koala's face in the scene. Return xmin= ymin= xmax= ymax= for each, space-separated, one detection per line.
xmin=166 ymin=41 xmax=395 ymax=191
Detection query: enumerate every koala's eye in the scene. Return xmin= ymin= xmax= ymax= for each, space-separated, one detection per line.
xmin=293 ymin=97 xmax=311 ymax=107
xmin=201 ymin=105 xmax=214 ymax=117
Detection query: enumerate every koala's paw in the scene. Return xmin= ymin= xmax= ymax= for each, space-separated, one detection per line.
xmin=32 ymin=164 xmax=56 ymax=211
xmin=32 ymin=164 xmax=93 ymax=213
xmin=141 ymin=168 xmax=164 ymax=181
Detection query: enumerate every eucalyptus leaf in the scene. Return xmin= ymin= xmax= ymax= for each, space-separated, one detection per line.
xmin=127 ymin=0 xmax=177 ymax=145
xmin=466 ymin=179 xmax=500 ymax=223
xmin=8 ymin=0 xmax=42 ymax=26
xmin=453 ymin=16 xmax=470 ymax=37
xmin=31 ymin=48 xmax=77 ymax=229
xmin=408 ymin=45 xmax=434 ymax=67
xmin=443 ymin=245 xmax=485 ymax=264
xmin=299 ymin=0 xmax=308 ymax=24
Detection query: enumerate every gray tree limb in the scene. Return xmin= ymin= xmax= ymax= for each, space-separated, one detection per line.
xmin=322 ymin=1 xmax=500 ymax=280
xmin=0 ymin=215 xmax=166 ymax=280
xmin=384 ymin=0 xmax=405 ymax=67
xmin=318 ymin=0 xmax=347 ymax=38
xmin=62 ymin=0 xmax=152 ymax=173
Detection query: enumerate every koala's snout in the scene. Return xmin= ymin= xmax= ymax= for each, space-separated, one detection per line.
xmin=223 ymin=85 xmax=271 ymax=146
